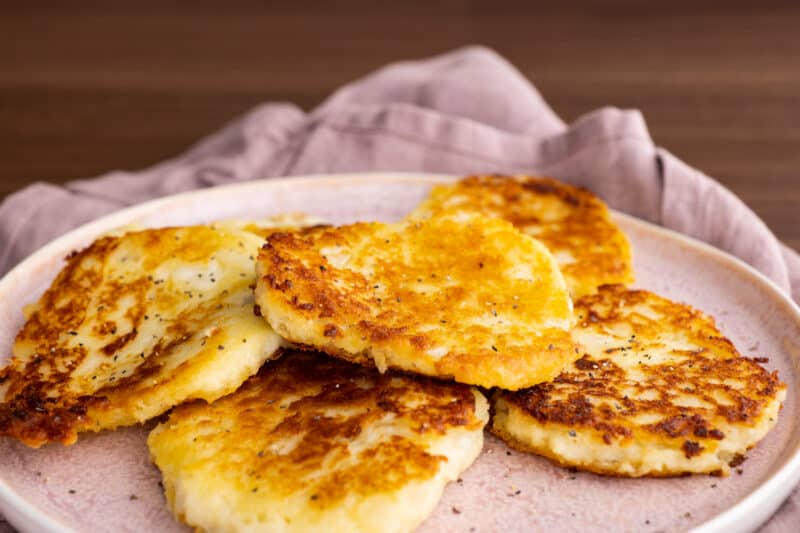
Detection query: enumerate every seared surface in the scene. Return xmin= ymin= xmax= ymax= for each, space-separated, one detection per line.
xmin=255 ymin=212 xmax=577 ymax=390
xmin=411 ymin=175 xmax=634 ymax=298
xmin=148 ymin=349 xmax=488 ymax=533
xmin=0 ymin=225 xmax=282 ymax=447
xmin=492 ymin=285 xmax=785 ymax=476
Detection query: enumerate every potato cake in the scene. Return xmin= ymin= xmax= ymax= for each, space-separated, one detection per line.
xmin=255 ymin=212 xmax=577 ymax=390
xmin=410 ymin=175 xmax=634 ymax=298
xmin=148 ymin=348 xmax=488 ymax=533
xmin=0 ymin=225 xmax=282 ymax=447
xmin=491 ymin=285 xmax=785 ymax=477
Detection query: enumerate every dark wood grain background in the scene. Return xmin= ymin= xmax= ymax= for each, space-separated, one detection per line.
xmin=1 ymin=1 xmax=798 ymax=249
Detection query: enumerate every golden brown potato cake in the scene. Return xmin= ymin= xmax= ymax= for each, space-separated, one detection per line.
xmin=254 ymin=212 xmax=577 ymax=390
xmin=491 ymin=285 xmax=785 ymax=477
xmin=410 ymin=175 xmax=634 ymax=298
xmin=0 ymin=225 xmax=283 ymax=447
xmin=148 ymin=348 xmax=488 ymax=533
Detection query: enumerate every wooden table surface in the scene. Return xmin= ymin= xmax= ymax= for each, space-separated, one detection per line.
xmin=2 ymin=1 xmax=798 ymax=250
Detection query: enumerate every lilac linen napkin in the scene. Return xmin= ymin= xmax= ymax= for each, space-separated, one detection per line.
xmin=0 ymin=47 xmax=797 ymax=531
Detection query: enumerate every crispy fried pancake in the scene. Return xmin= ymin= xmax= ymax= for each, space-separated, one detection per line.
xmin=410 ymin=175 xmax=634 ymax=298
xmin=0 ymin=225 xmax=283 ymax=447
xmin=255 ymin=212 xmax=577 ymax=390
xmin=148 ymin=349 xmax=488 ymax=533
xmin=491 ymin=285 xmax=785 ymax=477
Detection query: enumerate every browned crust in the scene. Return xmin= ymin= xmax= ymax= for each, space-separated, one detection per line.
xmin=0 ymin=226 xmax=264 ymax=447
xmin=502 ymin=352 xmax=778 ymax=444
xmin=502 ymin=286 xmax=782 ymax=440
xmin=416 ymin=175 xmax=635 ymax=297
xmin=0 ymin=391 xmax=95 ymax=448
xmin=159 ymin=348 xmax=484 ymax=506
xmin=492 ymin=285 xmax=785 ymax=475
xmin=1 ymin=236 xmax=123 ymax=445
xmin=256 ymin=216 xmax=578 ymax=389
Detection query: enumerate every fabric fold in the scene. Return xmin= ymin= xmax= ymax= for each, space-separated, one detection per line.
xmin=658 ymin=148 xmax=791 ymax=291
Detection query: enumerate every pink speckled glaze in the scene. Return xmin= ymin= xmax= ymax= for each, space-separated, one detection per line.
xmin=0 ymin=174 xmax=798 ymax=533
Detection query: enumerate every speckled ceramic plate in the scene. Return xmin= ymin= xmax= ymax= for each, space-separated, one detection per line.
xmin=1 ymin=174 xmax=798 ymax=533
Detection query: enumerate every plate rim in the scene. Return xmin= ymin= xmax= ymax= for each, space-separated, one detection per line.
xmin=0 ymin=172 xmax=798 ymax=533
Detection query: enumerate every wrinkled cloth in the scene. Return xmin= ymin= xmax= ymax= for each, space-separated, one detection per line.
xmin=0 ymin=46 xmax=797 ymax=531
